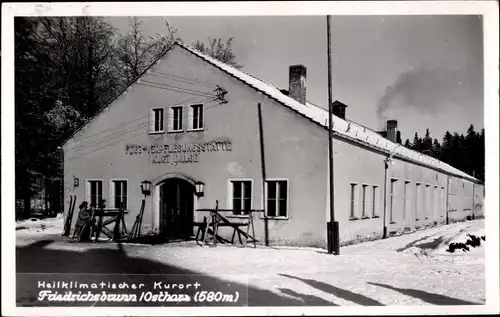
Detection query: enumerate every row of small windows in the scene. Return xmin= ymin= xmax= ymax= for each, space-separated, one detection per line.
xmin=350 ymin=184 xmax=379 ymax=219
xmin=150 ymin=104 xmax=204 ymax=133
xmin=86 ymin=179 xmax=289 ymax=218
xmin=350 ymin=180 xmax=446 ymax=222
xmin=87 ymin=180 xmax=128 ymax=209
xmin=229 ymin=180 xmax=288 ymax=218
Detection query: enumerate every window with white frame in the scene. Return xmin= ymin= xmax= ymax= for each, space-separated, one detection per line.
xmin=425 ymin=184 xmax=431 ymax=219
xmin=441 ymin=187 xmax=445 ymax=216
xmin=111 ymin=180 xmax=128 ymax=209
xmin=189 ymin=104 xmax=204 ymax=130
xmin=88 ymin=180 xmax=103 ymax=208
xmin=415 ymin=183 xmax=422 ymax=220
xmin=266 ymin=180 xmax=288 ymax=218
xmin=390 ymin=179 xmax=398 ymax=223
xmin=350 ymin=183 xmax=357 ymax=218
xmin=230 ymin=180 xmax=252 ymax=215
xmin=434 ymin=186 xmax=439 ymax=218
xmin=150 ymin=108 xmax=164 ymax=133
xmin=404 ymin=181 xmax=411 ymax=223
xmin=362 ymin=185 xmax=368 ymax=217
xmin=168 ymin=106 xmax=183 ymax=132
xmin=372 ymin=185 xmax=379 ymax=217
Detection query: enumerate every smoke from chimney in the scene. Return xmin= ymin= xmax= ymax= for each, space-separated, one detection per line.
xmin=376 ymin=67 xmax=479 ymax=129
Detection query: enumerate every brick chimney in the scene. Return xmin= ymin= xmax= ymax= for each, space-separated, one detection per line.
xmin=332 ymin=100 xmax=348 ymax=119
xmin=289 ymin=65 xmax=307 ymax=104
xmin=386 ymin=120 xmax=398 ymax=143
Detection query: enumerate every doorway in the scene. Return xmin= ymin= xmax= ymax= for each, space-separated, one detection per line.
xmin=159 ymin=178 xmax=195 ymax=240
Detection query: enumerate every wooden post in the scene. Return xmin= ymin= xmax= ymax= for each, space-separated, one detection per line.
xmin=383 ymin=160 xmax=389 ymax=238
xmin=257 ymin=103 xmax=269 ymax=246
xmin=138 ymin=198 xmax=145 ymax=236
xmin=202 ymin=215 xmax=210 ymax=247
xmin=114 ymin=204 xmax=124 ymax=241
xmin=246 ymin=210 xmax=257 ymax=248
xmin=244 ymin=212 xmax=251 ymax=248
xmin=213 ymin=200 xmax=219 ymax=247
xmin=95 ymin=200 xmax=105 ymax=241
xmin=63 ymin=195 xmax=74 ymax=236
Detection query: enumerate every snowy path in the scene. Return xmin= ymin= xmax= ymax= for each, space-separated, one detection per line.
xmin=16 ymin=216 xmax=485 ymax=306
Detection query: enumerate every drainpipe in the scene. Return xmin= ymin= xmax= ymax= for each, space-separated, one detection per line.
xmin=382 ymin=155 xmax=393 ymax=239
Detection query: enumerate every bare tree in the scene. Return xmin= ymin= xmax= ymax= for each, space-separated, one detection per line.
xmin=116 ymin=17 xmax=179 ymax=85
xmin=192 ymin=36 xmax=243 ymax=69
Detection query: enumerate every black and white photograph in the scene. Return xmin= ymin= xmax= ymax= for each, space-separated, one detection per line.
xmin=2 ymin=1 xmax=499 ymax=316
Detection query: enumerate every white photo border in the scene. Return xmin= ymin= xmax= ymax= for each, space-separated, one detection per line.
xmin=2 ymin=1 xmax=499 ymax=316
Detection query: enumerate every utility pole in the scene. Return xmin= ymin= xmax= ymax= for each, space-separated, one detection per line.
xmin=326 ymin=15 xmax=339 ymax=255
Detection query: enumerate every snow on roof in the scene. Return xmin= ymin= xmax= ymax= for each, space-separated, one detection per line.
xmin=178 ymin=42 xmax=477 ymax=182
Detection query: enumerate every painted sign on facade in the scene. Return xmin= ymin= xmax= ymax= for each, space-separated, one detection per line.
xmin=124 ymin=140 xmax=232 ymax=165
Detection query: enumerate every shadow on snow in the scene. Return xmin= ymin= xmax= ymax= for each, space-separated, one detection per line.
xmin=16 ymin=239 xmax=303 ymax=307
xmin=367 ymin=282 xmax=481 ymax=305
xmin=279 ymin=273 xmax=384 ymax=306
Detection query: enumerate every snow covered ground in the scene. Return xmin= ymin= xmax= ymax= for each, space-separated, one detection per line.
xmin=16 ymin=214 xmax=65 ymax=237
xmin=16 ymin=216 xmax=485 ymax=306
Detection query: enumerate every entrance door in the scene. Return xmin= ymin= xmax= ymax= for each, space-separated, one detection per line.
xmin=159 ymin=178 xmax=194 ymax=239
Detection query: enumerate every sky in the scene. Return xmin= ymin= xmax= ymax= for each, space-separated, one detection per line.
xmin=107 ymin=15 xmax=484 ymax=142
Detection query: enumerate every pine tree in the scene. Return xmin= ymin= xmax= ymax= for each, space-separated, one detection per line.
xmin=413 ymin=132 xmax=422 ymax=151
xmin=406 ymin=125 xmax=483 ymax=182
xmin=421 ymin=128 xmax=433 ymax=156
xmin=452 ymin=133 xmax=467 ymax=172
xmin=440 ymin=130 xmax=453 ymax=164
xmin=476 ymin=128 xmax=485 ymax=181
xmin=465 ymin=124 xmax=477 ymax=176
xmin=431 ymin=139 xmax=441 ymax=158
xmin=15 ymin=17 xmax=46 ymax=217
xmin=404 ymin=138 xmax=412 ymax=149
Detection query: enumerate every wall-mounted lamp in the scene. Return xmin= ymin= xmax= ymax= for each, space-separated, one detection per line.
xmin=141 ymin=180 xmax=152 ymax=196
xmin=195 ymin=181 xmax=205 ymax=197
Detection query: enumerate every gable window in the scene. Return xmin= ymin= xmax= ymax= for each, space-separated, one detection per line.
xmin=190 ymin=104 xmax=204 ymax=130
xmin=111 ymin=180 xmax=128 ymax=209
xmin=266 ymin=180 xmax=288 ymax=218
xmin=168 ymin=106 xmax=183 ymax=132
xmin=230 ymin=180 xmax=252 ymax=215
xmin=87 ymin=180 xmax=103 ymax=208
xmin=150 ymin=108 xmax=164 ymax=133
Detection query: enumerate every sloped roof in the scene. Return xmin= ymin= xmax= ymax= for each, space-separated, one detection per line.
xmin=61 ymin=41 xmax=477 ymax=182
xmin=178 ymin=42 xmax=477 ymax=182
